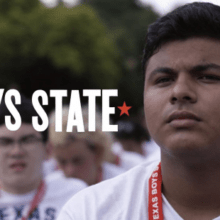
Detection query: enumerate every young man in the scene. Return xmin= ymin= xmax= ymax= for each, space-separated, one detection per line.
xmin=115 ymin=120 xmax=160 ymax=162
xmin=115 ymin=120 xmax=149 ymax=155
xmin=57 ymin=2 xmax=220 ymax=220
xmin=0 ymin=94 xmax=87 ymax=220
xmin=48 ymin=106 xmax=124 ymax=185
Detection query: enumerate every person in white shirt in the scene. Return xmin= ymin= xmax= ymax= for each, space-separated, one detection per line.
xmin=0 ymin=94 xmax=87 ymax=220
xmin=58 ymin=2 xmax=220 ymax=220
xmin=49 ymin=106 xmax=124 ymax=185
xmin=115 ymin=120 xmax=150 ymax=156
xmin=113 ymin=148 xmax=146 ymax=170
xmin=114 ymin=120 xmax=160 ymax=165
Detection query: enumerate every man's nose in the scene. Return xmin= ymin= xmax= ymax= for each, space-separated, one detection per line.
xmin=170 ymin=72 xmax=197 ymax=104
xmin=10 ymin=143 xmax=25 ymax=157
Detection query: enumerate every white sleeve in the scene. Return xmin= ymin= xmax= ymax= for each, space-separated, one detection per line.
xmin=57 ymin=206 xmax=75 ymax=220
xmin=55 ymin=186 xmax=96 ymax=220
xmin=56 ymin=191 xmax=85 ymax=220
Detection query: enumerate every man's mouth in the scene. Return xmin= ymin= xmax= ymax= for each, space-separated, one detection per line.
xmin=10 ymin=162 xmax=27 ymax=172
xmin=167 ymin=111 xmax=201 ymax=123
xmin=167 ymin=111 xmax=201 ymax=128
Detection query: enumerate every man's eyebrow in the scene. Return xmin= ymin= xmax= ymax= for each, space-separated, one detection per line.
xmin=0 ymin=137 xmax=13 ymax=141
xmin=0 ymin=134 xmax=41 ymax=141
xmin=191 ymin=63 xmax=220 ymax=72
xmin=147 ymin=63 xmax=220 ymax=80
xmin=148 ymin=67 xmax=176 ymax=80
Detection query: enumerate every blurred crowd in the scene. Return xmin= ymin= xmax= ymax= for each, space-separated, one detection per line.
xmin=0 ymin=94 xmax=160 ymax=219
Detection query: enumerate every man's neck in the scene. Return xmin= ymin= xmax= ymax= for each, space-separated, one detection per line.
xmin=161 ymin=154 xmax=220 ymax=220
xmin=1 ymin=177 xmax=43 ymax=195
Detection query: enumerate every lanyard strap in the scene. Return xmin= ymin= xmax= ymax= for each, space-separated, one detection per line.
xmin=148 ymin=163 xmax=163 ymax=220
xmin=21 ymin=180 xmax=46 ymax=220
xmin=115 ymin=155 xmax=120 ymax=166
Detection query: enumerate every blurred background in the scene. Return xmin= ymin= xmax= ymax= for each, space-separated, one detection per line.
xmin=0 ymin=0 xmax=219 ymax=122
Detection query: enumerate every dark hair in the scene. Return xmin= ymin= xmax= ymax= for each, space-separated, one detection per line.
xmin=115 ymin=120 xmax=149 ymax=142
xmin=0 ymin=93 xmax=48 ymax=142
xmin=142 ymin=2 xmax=220 ymax=74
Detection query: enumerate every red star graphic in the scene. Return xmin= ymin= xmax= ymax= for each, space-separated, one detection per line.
xmin=117 ymin=102 xmax=132 ymax=116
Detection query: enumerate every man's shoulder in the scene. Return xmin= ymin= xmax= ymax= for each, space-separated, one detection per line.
xmin=44 ymin=171 xmax=87 ymax=200
xmin=102 ymin=162 xmax=125 ymax=180
xmin=57 ymin=161 xmax=159 ymax=220
xmin=120 ymin=151 xmax=146 ymax=170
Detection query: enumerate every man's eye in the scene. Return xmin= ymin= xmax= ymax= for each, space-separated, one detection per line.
xmin=156 ymin=77 xmax=172 ymax=84
xmin=0 ymin=140 xmax=13 ymax=146
xmin=198 ymin=75 xmax=220 ymax=81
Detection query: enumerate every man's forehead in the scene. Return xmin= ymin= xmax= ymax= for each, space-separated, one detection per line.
xmin=55 ymin=147 xmax=86 ymax=161
xmin=54 ymin=140 xmax=93 ymax=158
xmin=145 ymin=38 xmax=220 ymax=79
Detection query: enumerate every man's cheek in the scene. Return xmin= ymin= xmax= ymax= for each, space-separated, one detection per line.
xmin=0 ymin=160 xmax=5 ymax=173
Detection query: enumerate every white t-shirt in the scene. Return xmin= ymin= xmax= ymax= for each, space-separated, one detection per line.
xmin=57 ymin=161 xmax=220 ymax=220
xmin=0 ymin=176 xmax=87 ymax=220
xmin=43 ymin=157 xmax=58 ymax=177
xmin=142 ymin=140 xmax=161 ymax=162
xmin=112 ymin=141 xmax=159 ymax=171
xmin=102 ymin=162 xmax=125 ymax=180
xmin=117 ymin=151 xmax=146 ymax=170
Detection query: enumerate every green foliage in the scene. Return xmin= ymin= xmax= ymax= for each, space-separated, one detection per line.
xmin=86 ymin=0 xmax=158 ymax=57
xmin=0 ymin=0 xmax=158 ymax=115
xmin=0 ymin=1 xmax=121 ymax=89
xmin=84 ymin=0 xmax=159 ymax=111
xmin=0 ymin=0 xmax=39 ymax=14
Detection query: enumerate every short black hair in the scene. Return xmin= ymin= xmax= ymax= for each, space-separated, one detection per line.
xmin=142 ymin=2 xmax=220 ymax=74
xmin=115 ymin=120 xmax=149 ymax=142
xmin=0 ymin=93 xmax=48 ymax=142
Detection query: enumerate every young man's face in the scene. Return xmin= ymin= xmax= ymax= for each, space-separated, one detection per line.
xmin=144 ymin=38 xmax=220 ymax=161
xmin=0 ymin=123 xmax=46 ymax=193
xmin=53 ymin=139 xmax=99 ymax=185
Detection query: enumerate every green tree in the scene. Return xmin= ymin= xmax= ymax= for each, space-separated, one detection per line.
xmin=0 ymin=0 xmax=121 ymax=93
xmin=83 ymin=0 xmax=159 ymax=113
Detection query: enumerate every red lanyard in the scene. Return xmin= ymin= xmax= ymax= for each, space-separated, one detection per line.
xmin=21 ymin=180 xmax=46 ymax=220
xmin=148 ymin=163 xmax=163 ymax=220
xmin=115 ymin=155 xmax=120 ymax=166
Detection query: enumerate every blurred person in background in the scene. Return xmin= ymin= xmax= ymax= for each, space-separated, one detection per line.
xmin=110 ymin=145 xmax=146 ymax=171
xmin=114 ymin=120 xmax=160 ymax=163
xmin=49 ymin=106 xmax=125 ymax=186
xmin=0 ymin=93 xmax=87 ymax=219
xmin=116 ymin=120 xmax=148 ymax=155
